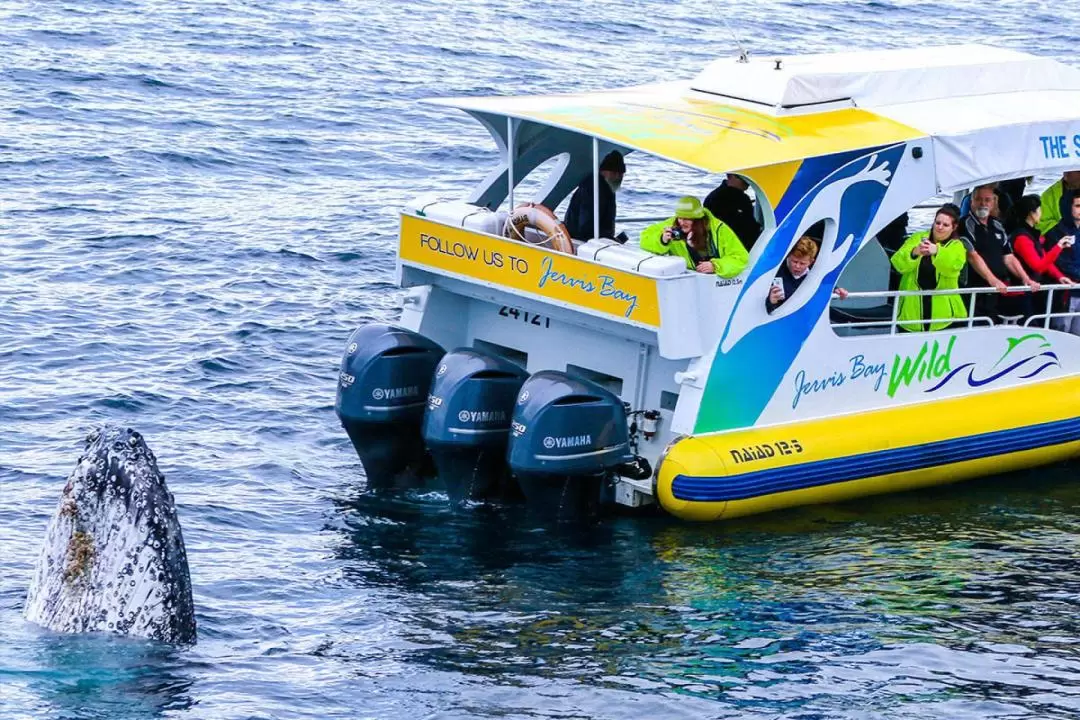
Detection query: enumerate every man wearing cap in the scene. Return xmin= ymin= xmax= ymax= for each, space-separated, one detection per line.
xmin=639 ymin=196 xmax=749 ymax=278
xmin=563 ymin=150 xmax=626 ymax=243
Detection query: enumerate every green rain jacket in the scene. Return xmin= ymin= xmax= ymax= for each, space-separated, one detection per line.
xmin=890 ymin=230 xmax=968 ymax=332
xmin=1038 ymin=180 xmax=1064 ymax=234
xmin=639 ymin=209 xmax=748 ymax=278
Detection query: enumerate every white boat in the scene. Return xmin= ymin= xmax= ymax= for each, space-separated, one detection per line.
xmin=336 ymin=44 xmax=1080 ymax=522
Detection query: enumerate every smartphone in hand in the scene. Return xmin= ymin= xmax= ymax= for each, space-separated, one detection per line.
xmin=770 ymin=276 xmax=785 ymax=300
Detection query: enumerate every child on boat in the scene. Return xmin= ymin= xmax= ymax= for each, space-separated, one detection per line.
xmin=765 ymin=236 xmax=847 ymax=313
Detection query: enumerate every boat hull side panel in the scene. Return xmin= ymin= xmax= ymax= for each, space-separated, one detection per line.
xmin=657 ymin=374 xmax=1080 ymax=521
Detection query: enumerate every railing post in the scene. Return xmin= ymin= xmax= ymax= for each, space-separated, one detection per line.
xmin=592 ymin=137 xmax=600 ymax=241
xmin=1045 ymin=286 xmax=1054 ymax=330
xmin=967 ymin=289 xmax=977 ymax=328
xmin=889 ymin=291 xmax=900 ymax=335
xmin=507 ymin=117 xmax=515 ymax=212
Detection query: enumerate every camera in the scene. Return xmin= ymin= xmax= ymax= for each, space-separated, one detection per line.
xmin=670 ymin=226 xmax=685 ymax=241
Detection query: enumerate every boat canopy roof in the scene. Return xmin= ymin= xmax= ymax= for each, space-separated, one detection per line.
xmin=429 ymin=44 xmax=1080 ymax=192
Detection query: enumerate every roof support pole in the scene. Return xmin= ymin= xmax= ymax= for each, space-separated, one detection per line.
xmin=507 ymin=117 xmax=515 ymax=212
xmin=592 ymin=137 xmax=600 ymax=241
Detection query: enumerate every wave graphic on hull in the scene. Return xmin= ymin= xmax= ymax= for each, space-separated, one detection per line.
xmin=927 ymin=334 xmax=1060 ymax=392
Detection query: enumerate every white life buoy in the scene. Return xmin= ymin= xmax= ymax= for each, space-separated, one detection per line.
xmin=503 ymin=203 xmax=574 ymax=255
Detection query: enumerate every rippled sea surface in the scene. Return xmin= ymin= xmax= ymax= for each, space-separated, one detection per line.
xmin=4 ymin=1 xmax=1080 ymax=718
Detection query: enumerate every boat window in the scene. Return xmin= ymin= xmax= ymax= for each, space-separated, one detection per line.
xmin=505 ymin=153 xmax=570 ymax=212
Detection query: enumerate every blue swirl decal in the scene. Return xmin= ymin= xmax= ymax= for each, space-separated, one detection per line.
xmin=694 ymin=144 xmax=906 ymax=433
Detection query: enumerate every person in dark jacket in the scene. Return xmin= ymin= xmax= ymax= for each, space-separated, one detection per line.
xmin=961 ymin=184 xmax=1040 ymax=323
xmin=563 ymin=150 xmax=625 ymax=242
xmin=766 ymin=235 xmax=847 ymax=313
xmin=1037 ymin=170 xmax=1080 ymax=234
xmin=703 ymin=174 xmax=762 ymax=250
xmin=1046 ymin=193 xmax=1080 ymax=333
xmin=1008 ymin=194 xmax=1074 ymax=326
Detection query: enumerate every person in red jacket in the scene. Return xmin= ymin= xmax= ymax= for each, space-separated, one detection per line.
xmin=1008 ymin=194 xmax=1075 ymax=326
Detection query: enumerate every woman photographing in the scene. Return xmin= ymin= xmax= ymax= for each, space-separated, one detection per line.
xmin=890 ymin=203 xmax=968 ymax=332
xmin=640 ymin=196 xmax=748 ymax=278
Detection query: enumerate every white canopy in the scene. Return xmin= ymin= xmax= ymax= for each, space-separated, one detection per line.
xmin=433 ymin=44 xmax=1080 ymax=191
xmin=693 ymin=44 xmax=1080 ymax=191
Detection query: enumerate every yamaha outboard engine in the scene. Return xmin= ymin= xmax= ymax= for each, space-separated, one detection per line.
xmin=422 ymin=349 xmax=529 ymax=506
xmin=507 ymin=370 xmax=633 ymax=522
xmin=335 ymin=324 xmax=444 ymax=489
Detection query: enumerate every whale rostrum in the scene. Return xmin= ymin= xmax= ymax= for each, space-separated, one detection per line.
xmin=25 ymin=427 xmax=196 ymax=644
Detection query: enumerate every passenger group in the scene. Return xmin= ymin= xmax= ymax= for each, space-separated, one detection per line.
xmin=563 ymin=156 xmax=1080 ymax=332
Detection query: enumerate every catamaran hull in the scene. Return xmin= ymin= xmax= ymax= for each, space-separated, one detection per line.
xmin=656 ymin=376 xmax=1080 ymax=521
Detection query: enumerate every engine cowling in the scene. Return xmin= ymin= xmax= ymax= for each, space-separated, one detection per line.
xmin=507 ymin=370 xmax=633 ymax=521
xmin=335 ymin=324 xmax=444 ymax=488
xmin=422 ymin=349 xmax=529 ymax=505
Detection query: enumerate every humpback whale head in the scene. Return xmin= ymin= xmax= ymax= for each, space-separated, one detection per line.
xmin=25 ymin=427 xmax=196 ymax=644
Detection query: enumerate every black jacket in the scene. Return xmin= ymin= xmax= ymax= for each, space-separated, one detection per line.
xmin=563 ymin=176 xmax=616 ymax=241
xmin=765 ymin=262 xmax=807 ymax=314
xmin=703 ymin=183 xmax=761 ymax=249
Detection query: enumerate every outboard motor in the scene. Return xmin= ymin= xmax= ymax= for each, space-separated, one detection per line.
xmin=335 ymin=324 xmax=445 ymax=489
xmin=507 ymin=370 xmax=633 ymax=522
xmin=422 ymin=349 xmax=529 ymax=506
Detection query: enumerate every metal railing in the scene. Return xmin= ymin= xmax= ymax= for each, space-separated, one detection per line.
xmin=834 ymin=283 xmax=1076 ymax=335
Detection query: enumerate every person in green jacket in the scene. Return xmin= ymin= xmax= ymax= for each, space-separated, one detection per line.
xmin=1037 ymin=171 xmax=1080 ymax=234
xmin=891 ymin=203 xmax=968 ymax=332
xmin=639 ymin=196 xmax=749 ymax=278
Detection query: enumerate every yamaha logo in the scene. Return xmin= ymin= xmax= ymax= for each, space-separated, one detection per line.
xmin=457 ymin=409 xmax=508 ymax=423
xmin=518 ymin=390 xmax=530 ymax=404
xmin=348 ymin=343 xmax=357 ymax=354
xmin=544 ymin=435 xmax=593 ymax=450
xmin=437 ymin=364 xmax=448 ymax=376
xmin=372 ymin=386 xmax=420 ymax=401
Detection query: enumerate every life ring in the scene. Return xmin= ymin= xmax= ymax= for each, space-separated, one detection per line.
xmin=504 ymin=203 xmax=575 ymax=255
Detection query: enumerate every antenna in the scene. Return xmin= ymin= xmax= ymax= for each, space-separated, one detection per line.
xmin=721 ymin=15 xmax=750 ymax=63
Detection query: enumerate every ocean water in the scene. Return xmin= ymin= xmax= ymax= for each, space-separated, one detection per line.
xmin=4 ymin=1 xmax=1080 ymax=718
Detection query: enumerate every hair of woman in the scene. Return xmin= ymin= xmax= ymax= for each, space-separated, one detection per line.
xmin=1006 ymin=194 xmax=1041 ymax=233
xmin=936 ymin=203 xmax=961 ymax=239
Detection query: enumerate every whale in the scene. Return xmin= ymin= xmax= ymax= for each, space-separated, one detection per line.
xmin=24 ymin=427 xmax=196 ymax=644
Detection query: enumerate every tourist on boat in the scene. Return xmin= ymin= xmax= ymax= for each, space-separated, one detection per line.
xmin=1046 ymin=193 xmax=1080 ymax=333
xmin=961 ymin=184 xmax=1040 ymax=324
xmin=639 ymin=196 xmax=748 ymax=277
xmin=703 ymin=174 xmax=762 ymax=250
xmin=563 ymin=150 xmax=627 ymax=243
xmin=891 ymin=204 xmax=968 ymax=332
xmin=765 ymin=236 xmax=847 ymax=313
xmin=1037 ymin=170 xmax=1080 ymax=234
xmin=1008 ymin=194 xmax=1074 ymax=326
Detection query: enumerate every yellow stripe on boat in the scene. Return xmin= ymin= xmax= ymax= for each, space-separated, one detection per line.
xmin=657 ymin=375 xmax=1080 ymax=522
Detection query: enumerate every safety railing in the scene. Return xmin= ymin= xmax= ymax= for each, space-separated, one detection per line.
xmin=833 ymin=283 xmax=1076 ymax=335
